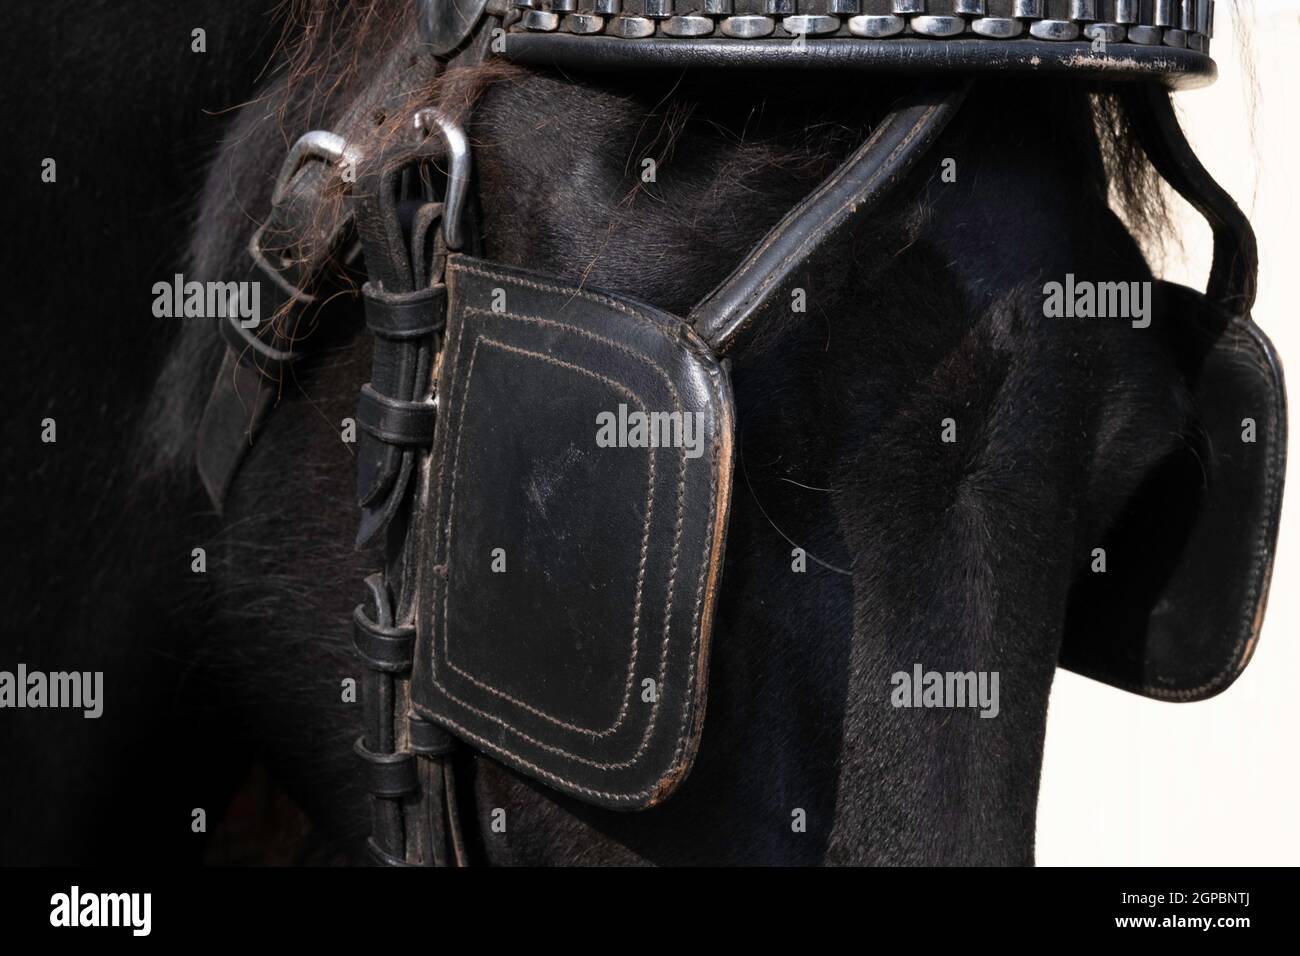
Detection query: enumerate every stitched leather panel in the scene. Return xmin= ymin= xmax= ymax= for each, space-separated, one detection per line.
xmin=411 ymin=255 xmax=734 ymax=808
xmin=1060 ymin=282 xmax=1287 ymax=699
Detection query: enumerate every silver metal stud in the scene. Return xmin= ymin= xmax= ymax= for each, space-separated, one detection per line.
xmin=564 ymin=12 xmax=605 ymax=32
xmin=970 ymin=16 xmax=1021 ymax=37
xmin=1127 ymin=24 xmax=1162 ymax=44
xmin=1114 ymin=0 xmax=1137 ymax=23
xmin=608 ymin=14 xmax=656 ymax=36
xmin=1162 ymin=27 xmax=1187 ymax=47
xmin=847 ymin=14 xmax=904 ymax=37
xmin=1012 ymin=0 xmax=1044 ymax=18
xmin=783 ymin=14 xmax=841 ymax=35
xmin=662 ymin=14 xmax=714 ymax=35
xmin=1029 ymin=19 xmax=1079 ymax=40
xmin=911 ymin=15 xmax=965 ymax=36
xmin=893 ymin=0 xmax=925 ymax=14
xmin=1154 ymin=0 xmax=1175 ymax=27
xmin=720 ymin=14 xmax=775 ymax=37
xmin=1083 ymin=23 xmax=1125 ymax=43
xmin=953 ymin=0 xmax=985 ymax=14
xmin=522 ymin=9 xmax=560 ymax=29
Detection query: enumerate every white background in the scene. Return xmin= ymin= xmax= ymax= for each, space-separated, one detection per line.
xmin=1037 ymin=0 xmax=1299 ymax=866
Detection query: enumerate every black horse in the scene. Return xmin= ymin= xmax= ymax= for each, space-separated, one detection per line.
xmin=0 ymin=0 xmax=1281 ymax=865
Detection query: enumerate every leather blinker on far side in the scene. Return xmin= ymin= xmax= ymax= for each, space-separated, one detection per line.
xmin=1059 ymin=86 xmax=1285 ymax=701
xmin=1060 ymin=281 xmax=1286 ymax=700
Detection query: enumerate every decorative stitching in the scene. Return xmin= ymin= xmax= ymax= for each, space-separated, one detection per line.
xmin=421 ymin=269 xmax=728 ymax=790
xmin=437 ymin=332 xmax=658 ymax=737
xmin=409 ymin=701 xmax=669 ymax=806
xmin=450 ymin=261 xmax=670 ymax=335
xmin=666 ymin=355 xmax=725 ymax=772
xmin=432 ymin=332 xmax=678 ymax=769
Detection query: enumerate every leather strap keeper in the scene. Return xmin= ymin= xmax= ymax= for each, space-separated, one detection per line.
xmin=363 ymin=282 xmax=448 ymax=340
xmin=356 ymin=384 xmax=437 ymax=445
xmin=409 ymin=716 xmax=458 ymax=756
xmin=353 ymin=603 xmax=416 ymax=673
xmin=354 ymin=737 xmax=419 ymax=798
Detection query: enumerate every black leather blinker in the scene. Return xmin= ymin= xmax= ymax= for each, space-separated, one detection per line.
xmin=410 ymin=255 xmax=736 ymax=810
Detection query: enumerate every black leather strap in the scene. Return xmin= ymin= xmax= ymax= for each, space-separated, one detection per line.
xmin=195 ymin=353 xmax=282 ymax=510
xmin=217 ymin=312 xmax=302 ymax=373
xmin=689 ymin=79 xmax=971 ymax=354
xmin=1124 ymin=83 xmax=1258 ymax=316
xmin=357 ymin=385 xmax=438 ymax=446
xmin=352 ymin=173 xmax=443 ymax=534
xmin=409 ymin=716 xmax=458 ymax=756
xmin=367 ymin=836 xmax=429 ymax=867
xmin=247 ymin=156 xmax=353 ymax=306
xmin=364 ymin=282 xmax=448 ymax=340
xmin=352 ymin=9 xmax=502 ymax=867
xmin=501 ymin=36 xmax=1216 ymax=91
xmin=195 ymin=30 xmax=441 ymax=513
xmin=355 ymin=737 xmax=419 ymax=797
xmin=195 ymin=144 xmax=347 ymax=512
xmin=353 ymin=603 xmax=416 ymax=673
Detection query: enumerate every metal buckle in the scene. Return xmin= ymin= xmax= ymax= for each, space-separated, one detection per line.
xmin=412 ymin=109 xmax=471 ymax=251
xmin=248 ymin=130 xmax=364 ymax=304
xmin=220 ymin=313 xmax=300 ymax=372
xmin=270 ymin=130 xmax=362 ymax=205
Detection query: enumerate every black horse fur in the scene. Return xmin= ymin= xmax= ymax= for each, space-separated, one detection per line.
xmin=3 ymin=1 xmax=1207 ymax=864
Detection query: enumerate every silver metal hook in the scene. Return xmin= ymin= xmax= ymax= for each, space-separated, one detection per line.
xmin=412 ymin=108 xmax=471 ymax=251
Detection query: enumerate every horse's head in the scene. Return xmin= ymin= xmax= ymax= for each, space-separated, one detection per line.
xmin=154 ymin=1 xmax=1282 ymax=864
